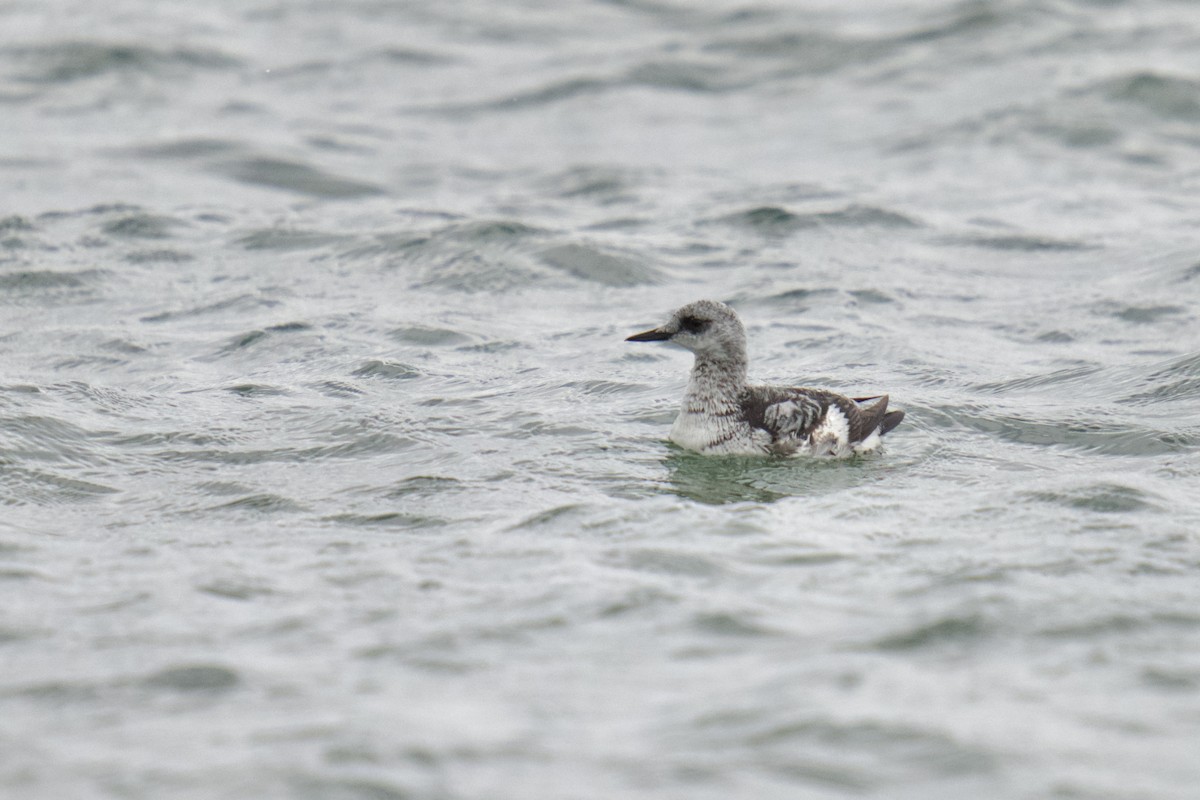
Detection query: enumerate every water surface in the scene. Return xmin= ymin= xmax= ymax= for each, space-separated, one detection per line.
xmin=3 ymin=1 xmax=1200 ymax=798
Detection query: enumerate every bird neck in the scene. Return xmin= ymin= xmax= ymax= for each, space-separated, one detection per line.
xmin=685 ymin=353 xmax=747 ymax=408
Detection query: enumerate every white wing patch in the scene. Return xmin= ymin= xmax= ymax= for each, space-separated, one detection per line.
xmin=852 ymin=427 xmax=883 ymax=454
xmin=808 ymin=403 xmax=852 ymax=457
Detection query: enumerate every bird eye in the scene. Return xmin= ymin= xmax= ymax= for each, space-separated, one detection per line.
xmin=679 ymin=316 xmax=707 ymax=334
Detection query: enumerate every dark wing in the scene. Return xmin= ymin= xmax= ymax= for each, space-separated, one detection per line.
xmin=855 ymin=396 xmax=904 ymax=436
xmin=745 ymin=388 xmax=901 ymax=446
xmin=846 ymin=394 xmax=892 ymax=442
xmin=741 ymin=386 xmax=826 ymax=442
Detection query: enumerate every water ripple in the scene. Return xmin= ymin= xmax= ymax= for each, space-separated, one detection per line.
xmin=210 ymin=157 xmax=384 ymax=199
xmin=7 ymin=41 xmax=240 ymax=84
xmin=538 ymin=242 xmax=661 ymax=286
xmin=1103 ymin=71 xmax=1200 ymax=121
xmin=927 ymin=404 xmax=1196 ymax=456
xmin=715 ymin=204 xmax=919 ymax=235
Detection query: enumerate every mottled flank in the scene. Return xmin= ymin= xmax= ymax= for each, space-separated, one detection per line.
xmin=627 ymin=300 xmax=903 ymax=456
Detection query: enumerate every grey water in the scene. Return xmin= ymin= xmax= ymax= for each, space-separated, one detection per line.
xmin=3 ymin=1 xmax=1200 ymax=798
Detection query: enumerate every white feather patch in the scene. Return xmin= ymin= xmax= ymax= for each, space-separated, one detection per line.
xmin=809 ymin=404 xmax=851 ymax=457
xmin=852 ymin=428 xmax=882 ymax=454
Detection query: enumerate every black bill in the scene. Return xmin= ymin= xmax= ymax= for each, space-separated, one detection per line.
xmin=625 ymin=328 xmax=672 ymax=342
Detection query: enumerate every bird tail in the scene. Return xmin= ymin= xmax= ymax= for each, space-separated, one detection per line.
xmin=879 ymin=409 xmax=905 ymax=435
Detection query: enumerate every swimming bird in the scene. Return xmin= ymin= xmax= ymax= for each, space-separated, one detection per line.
xmin=626 ymin=299 xmax=904 ymax=456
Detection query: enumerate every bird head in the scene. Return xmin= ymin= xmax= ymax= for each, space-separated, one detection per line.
xmin=626 ymin=299 xmax=746 ymax=362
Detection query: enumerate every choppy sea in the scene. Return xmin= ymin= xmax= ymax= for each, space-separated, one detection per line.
xmin=4 ymin=1 xmax=1200 ymax=798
